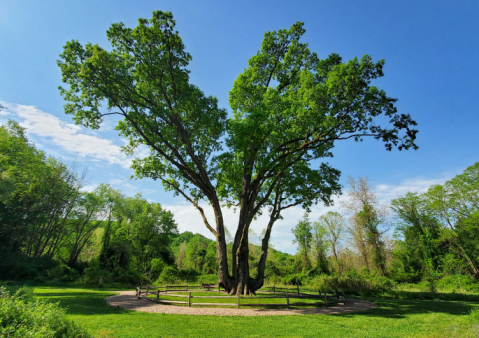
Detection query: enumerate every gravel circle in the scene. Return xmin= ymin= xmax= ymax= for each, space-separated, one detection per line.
xmin=106 ymin=291 xmax=377 ymax=316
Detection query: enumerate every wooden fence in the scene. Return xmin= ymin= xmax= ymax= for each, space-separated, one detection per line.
xmin=135 ymin=284 xmax=346 ymax=308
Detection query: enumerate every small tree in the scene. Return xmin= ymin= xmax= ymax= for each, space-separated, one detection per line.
xmin=292 ymin=215 xmax=313 ymax=271
xmin=311 ymin=221 xmax=330 ymax=274
xmin=317 ymin=211 xmax=346 ymax=271
xmin=343 ymin=177 xmax=389 ymax=275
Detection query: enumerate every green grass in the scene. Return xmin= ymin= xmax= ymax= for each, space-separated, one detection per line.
xmin=144 ymin=290 xmax=334 ymax=308
xmin=29 ymin=286 xmax=479 ymax=338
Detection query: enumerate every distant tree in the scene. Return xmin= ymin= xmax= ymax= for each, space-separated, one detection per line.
xmin=100 ymin=192 xmax=178 ymax=274
xmin=203 ymin=242 xmax=217 ymax=274
xmin=392 ymin=162 xmax=479 ymax=281
xmin=0 ymin=121 xmax=85 ymax=265
xmin=343 ymin=177 xmax=388 ymax=275
xmin=348 ymin=214 xmax=372 ymax=271
xmin=58 ymin=11 xmax=418 ymax=294
xmin=317 ymin=211 xmax=346 ymax=271
xmin=176 ymin=243 xmax=187 ymax=270
xmin=292 ymin=215 xmax=313 ymax=271
xmin=186 ymin=234 xmax=208 ymax=272
xmin=65 ymin=186 xmax=109 ymax=267
xmin=311 ymin=220 xmax=330 ymax=274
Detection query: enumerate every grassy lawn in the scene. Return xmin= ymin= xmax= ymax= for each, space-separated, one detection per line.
xmin=32 ymin=287 xmax=479 ymax=338
xmin=144 ymin=290 xmax=334 ymax=308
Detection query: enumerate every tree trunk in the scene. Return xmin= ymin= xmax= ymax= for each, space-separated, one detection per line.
xmin=216 ymin=203 xmax=277 ymax=295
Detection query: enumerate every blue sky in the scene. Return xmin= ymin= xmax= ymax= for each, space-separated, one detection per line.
xmin=1 ymin=0 xmax=478 ymax=253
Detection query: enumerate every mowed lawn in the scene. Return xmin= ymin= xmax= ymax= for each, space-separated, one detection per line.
xmin=33 ymin=287 xmax=479 ymax=338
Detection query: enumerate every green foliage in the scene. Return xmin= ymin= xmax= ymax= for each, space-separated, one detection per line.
xmin=156 ymin=266 xmax=179 ymax=284
xmin=437 ymin=275 xmax=479 ymax=293
xmin=281 ymin=273 xmax=309 ymax=286
xmin=0 ymin=286 xmax=89 ymax=337
xmin=391 ymin=162 xmax=479 ymax=285
xmin=47 ymin=264 xmax=80 ymax=283
xmin=0 ymin=121 xmax=84 ymax=271
xmin=58 ymin=10 xmax=418 ymax=293
xmin=292 ymin=215 xmax=313 ymax=270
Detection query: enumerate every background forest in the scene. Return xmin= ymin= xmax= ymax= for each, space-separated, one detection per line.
xmin=1 ymin=119 xmax=478 ymax=295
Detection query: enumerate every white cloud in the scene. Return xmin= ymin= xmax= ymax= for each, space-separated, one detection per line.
xmin=80 ymin=183 xmax=99 ymax=193
xmin=374 ymin=176 xmax=451 ymax=205
xmin=3 ymin=103 xmax=133 ymax=169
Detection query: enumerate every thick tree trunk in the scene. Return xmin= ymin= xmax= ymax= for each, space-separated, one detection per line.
xmin=216 ymin=204 xmax=277 ymax=295
xmin=217 ymin=241 xmax=264 ymax=295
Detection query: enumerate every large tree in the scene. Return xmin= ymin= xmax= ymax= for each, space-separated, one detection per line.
xmin=58 ymin=11 xmax=418 ymax=294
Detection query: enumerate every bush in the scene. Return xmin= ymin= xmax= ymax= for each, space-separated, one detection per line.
xmin=82 ymin=266 xmax=112 ymax=285
xmin=437 ymin=274 xmax=479 ymax=293
xmin=111 ymin=267 xmax=142 ymax=285
xmin=0 ymin=286 xmax=89 ymax=337
xmin=282 ymin=273 xmax=309 ymax=286
xmin=156 ymin=266 xmax=178 ymax=284
xmin=199 ymin=274 xmax=218 ymax=284
xmin=47 ymin=264 xmax=80 ymax=282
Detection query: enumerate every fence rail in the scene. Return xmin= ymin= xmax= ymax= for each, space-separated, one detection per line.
xmin=135 ymin=284 xmax=347 ymax=308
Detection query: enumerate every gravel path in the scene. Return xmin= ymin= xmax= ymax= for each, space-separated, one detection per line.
xmin=106 ymin=291 xmax=377 ymax=316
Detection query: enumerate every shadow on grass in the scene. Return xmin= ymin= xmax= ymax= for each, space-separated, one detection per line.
xmin=336 ymin=298 xmax=476 ymax=319
xmin=34 ymin=290 xmax=129 ymax=316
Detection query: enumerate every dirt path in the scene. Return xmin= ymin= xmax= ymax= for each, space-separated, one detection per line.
xmin=106 ymin=291 xmax=377 ymax=316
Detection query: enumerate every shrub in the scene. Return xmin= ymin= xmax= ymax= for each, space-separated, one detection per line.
xmin=111 ymin=267 xmax=142 ymax=285
xmin=156 ymin=266 xmax=178 ymax=284
xmin=47 ymin=264 xmax=80 ymax=282
xmin=282 ymin=273 xmax=309 ymax=286
xmin=0 ymin=286 xmax=89 ymax=337
xmin=199 ymin=274 xmax=218 ymax=284
xmin=437 ymin=274 xmax=479 ymax=293
xmin=149 ymin=258 xmax=166 ymax=280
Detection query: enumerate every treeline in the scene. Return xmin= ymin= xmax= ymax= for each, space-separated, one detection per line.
xmin=288 ymin=164 xmax=479 ymax=292
xmin=0 ymin=120 xmax=293 ymax=286
xmin=2 ymin=119 xmax=478 ymax=293
xmin=0 ymin=121 xmax=178 ymax=284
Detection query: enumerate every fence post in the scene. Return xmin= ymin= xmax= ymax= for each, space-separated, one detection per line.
xmin=146 ymin=285 xmax=149 ymax=295
xmin=157 ymin=290 xmax=160 ymax=303
xmin=297 ymin=285 xmax=299 ymax=295
xmin=324 ymin=292 xmax=328 ymax=306
xmin=318 ymin=290 xmax=321 ymax=297
xmin=273 ymin=286 xmax=275 ymax=294
xmin=237 ymin=294 xmax=240 ymax=309
xmin=286 ymin=292 xmax=289 ymax=308
xmin=188 ymin=292 xmax=191 ymax=307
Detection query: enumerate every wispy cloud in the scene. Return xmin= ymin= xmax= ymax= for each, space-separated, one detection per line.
xmin=109 ymin=178 xmax=157 ymax=197
xmin=3 ymin=102 xmax=133 ymax=169
xmin=375 ymin=176 xmax=451 ymax=204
